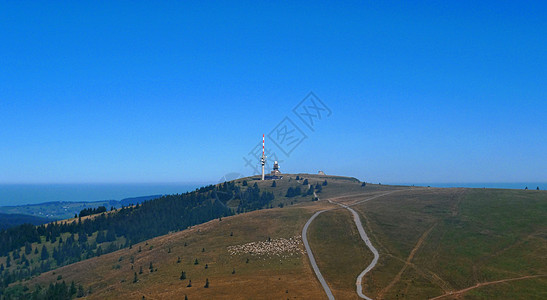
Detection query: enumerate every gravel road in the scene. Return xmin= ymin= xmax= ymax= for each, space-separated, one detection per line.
xmin=302 ymin=210 xmax=335 ymax=300
xmin=303 ymin=191 xmax=399 ymax=299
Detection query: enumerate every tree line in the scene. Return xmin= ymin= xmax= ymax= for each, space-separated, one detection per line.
xmin=0 ymin=181 xmax=277 ymax=295
xmin=78 ymin=206 xmax=107 ymax=218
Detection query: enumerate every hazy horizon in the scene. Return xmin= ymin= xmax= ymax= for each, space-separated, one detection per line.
xmin=1 ymin=180 xmax=544 ymax=207
xmin=0 ymin=183 xmax=204 ymax=206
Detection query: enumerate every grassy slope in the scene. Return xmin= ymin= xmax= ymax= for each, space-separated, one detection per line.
xmin=353 ymin=188 xmax=547 ymax=299
xmin=11 ymin=176 xmax=547 ymax=299
xmin=0 ymin=174 xmax=325 ymax=281
xmin=26 ymin=204 xmax=328 ymax=299
xmin=308 ymin=208 xmax=373 ymax=299
xmin=11 ymin=174 xmax=364 ymax=298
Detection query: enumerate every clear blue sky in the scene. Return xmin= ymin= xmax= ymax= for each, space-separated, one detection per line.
xmin=1 ymin=1 xmax=545 ymax=184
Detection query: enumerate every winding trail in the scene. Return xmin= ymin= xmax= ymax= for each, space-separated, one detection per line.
xmin=330 ymin=191 xmax=399 ymax=299
xmin=302 ymin=210 xmax=335 ymax=300
xmin=428 ymin=275 xmax=547 ymax=300
xmin=347 ymin=205 xmax=379 ymax=300
xmin=378 ymin=223 xmax=437 ymax=299
xmin=302 ymin=190 xmax=401 ymax=299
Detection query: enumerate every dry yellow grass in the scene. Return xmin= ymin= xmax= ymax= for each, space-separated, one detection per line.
xmin=22 ymin=176 xmax=544 ymax=299
xmin=27 ymin=205 xmax=330 ymax=299
xmin=21 ymin=174 xmax=401 ymax=299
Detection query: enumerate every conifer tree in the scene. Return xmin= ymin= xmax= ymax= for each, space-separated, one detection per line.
xmin=40 ymin=245 xmax=49 ymax=260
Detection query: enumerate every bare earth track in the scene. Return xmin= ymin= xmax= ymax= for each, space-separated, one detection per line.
xmin=302 ymin=210 xmax=335 ymax=300
xmin=303 ymin=190 xmax=401 ymax=299
xmin=378 ymin=223 xmax=437 ymax=299
xmin=429 ymin=275 xmax=547 ymax=300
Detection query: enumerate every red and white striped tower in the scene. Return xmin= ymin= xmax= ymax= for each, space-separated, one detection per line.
xmin=261 ymin=134 xmax=266 ymax=180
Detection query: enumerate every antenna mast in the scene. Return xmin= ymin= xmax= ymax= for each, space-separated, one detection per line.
xmin=261 ymin=134 xmax=266 ymax=180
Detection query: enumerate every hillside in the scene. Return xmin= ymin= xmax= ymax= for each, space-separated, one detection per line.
xmin=0 ymin=174 xmax=331 ymax=298
xmin=1 ymin=175 xmax=546 ymax=299
xmin=309 ymin=187 xmax=547 ymax=299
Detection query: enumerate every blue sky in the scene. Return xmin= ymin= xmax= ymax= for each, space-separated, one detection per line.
xmin=0 ymin=1 xmax=545 ymax=184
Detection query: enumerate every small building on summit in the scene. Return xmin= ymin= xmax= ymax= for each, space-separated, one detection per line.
xmin=264 ymin=161 xmax=282 ymax=180
xmin=271 ymin=161 xmax=281 ymax=176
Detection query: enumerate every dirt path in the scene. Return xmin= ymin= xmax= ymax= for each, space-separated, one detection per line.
xmin=428 ymin=275 xmax=547 ymax=300
xmin=303 ymin=189 xmax=417 ymax=299
xmin=347 ymin=205 xmax=379 ymax=300
xmin=328 ymin=191 xmax=401 ymax=299
xmin=302 ymin=209 xmax=335 ymax=300
xmin=377 ymin=224 xmax=437 ymax=299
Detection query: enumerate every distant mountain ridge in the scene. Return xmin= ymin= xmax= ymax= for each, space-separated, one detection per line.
xmin=0 ymin=195 xmax=162 ymax=221
xmin=0 ymin=213 xmax=53 ymax=230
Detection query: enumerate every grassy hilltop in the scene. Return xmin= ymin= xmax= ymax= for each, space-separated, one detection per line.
xmin=310 ymin=187 xmax=547 ymax=299
xmin=1 ymin=174 xmax=546 ymax=299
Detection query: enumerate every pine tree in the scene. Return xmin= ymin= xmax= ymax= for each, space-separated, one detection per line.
xmin=40 ymin=245 xmax=49 ymax=260
xmin=180 ymin=271 xmax=186 ymax=280
xmin=133 ymin=272 xmax=138 ymax=283
xmin=70 ymin=281 xmax=77 ymax=295
xmin=271 ymin=181 xmax=276 ymax=187
xmin=204 ymin=278 xmax=209 ymax=288
xmin=187 ymin=280 xmax=192 ymax=287
xmin=194 ymin=258 xmax=199 ymax=265
xmin=77 ymin=284 xmax=85 ymax=297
